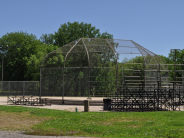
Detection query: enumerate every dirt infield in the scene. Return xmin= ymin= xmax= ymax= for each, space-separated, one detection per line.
xmin=1 ymin=96 xmax=105 ymax=112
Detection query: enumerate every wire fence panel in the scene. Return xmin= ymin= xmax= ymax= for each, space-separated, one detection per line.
xmin=41 ymin=68 xmax=63 ymax=96
xmin=64 ymin=68 xmax=88 ymax=97
xmin=24 ymin=81 xmax=40 ymax=96
xmin=0 ymin=81 xmax=39 ymax=96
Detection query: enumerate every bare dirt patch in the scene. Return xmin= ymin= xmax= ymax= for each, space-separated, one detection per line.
xmin=0 ymin=111 xmax=50 ymax=131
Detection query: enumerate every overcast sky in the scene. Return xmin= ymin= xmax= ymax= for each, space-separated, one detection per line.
xmin=1 ymin=0 xmax=184 ymax=57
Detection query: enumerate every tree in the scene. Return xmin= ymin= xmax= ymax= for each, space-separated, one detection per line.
xmin=40 ymin=33 xmax=55 ymax=45
xmin=54 ymin=22 xmax=113 ymax=47
xmin=0 ymin=31 xmax=58 ymax=81
xmin=166 ymin=49 xmax=184 ymax=82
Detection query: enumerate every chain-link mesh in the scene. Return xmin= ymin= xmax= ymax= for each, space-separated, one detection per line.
xmin=64 ymin=68 xmax=88 ymax=96
xmin=40 ymin=38 xmax=170 ymax=98
xmin=41 ymin=68 xmax=63 ymax=96
xmin=0 ymin=81 xmax=39 ymax=96
xmin=39 ymin=38 xmax=184 ymax=111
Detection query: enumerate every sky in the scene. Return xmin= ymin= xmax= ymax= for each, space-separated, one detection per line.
xmin=0 ymin=0 xmax=184 ymax=57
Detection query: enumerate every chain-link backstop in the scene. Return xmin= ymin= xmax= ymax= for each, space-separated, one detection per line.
xmin=40 ymin=38 xmax=184 ymax=111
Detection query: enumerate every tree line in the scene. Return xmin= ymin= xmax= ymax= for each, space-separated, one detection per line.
xmin=0 ymin=22 xmax=113 ymax=81
xmin=0 ymin=21 xmax=183 ymax=83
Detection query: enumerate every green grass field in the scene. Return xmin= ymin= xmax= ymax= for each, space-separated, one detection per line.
xmin=0 ymin=105 xmax=184 ymax=137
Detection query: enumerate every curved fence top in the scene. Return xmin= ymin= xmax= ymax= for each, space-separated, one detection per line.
xmin=40 ymin=38 xmax=166 ymax=68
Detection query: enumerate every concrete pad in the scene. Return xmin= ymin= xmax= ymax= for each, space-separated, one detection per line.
xmin=42 ymin=96 xmax=104 ymax=101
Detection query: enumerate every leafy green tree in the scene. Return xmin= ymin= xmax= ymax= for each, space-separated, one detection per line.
xmin=0 ymin=31 xmax=58 ymax=81
xmin=54 ymin=22 xmax=113 ymax=47
xmin=166 ymin=49 xmax=184 ymax=82
xmin=40 ymin=33 xmax=55 ymax=45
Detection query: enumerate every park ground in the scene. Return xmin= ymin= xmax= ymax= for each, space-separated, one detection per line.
xmin=0 ymin=96 xmax=184 ymax=138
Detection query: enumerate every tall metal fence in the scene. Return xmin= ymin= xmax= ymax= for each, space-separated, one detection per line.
xmin=41 ymin=67 xmax=117 ymax=97
xmin=0 ymin=81 xmax=40 ymax=96
xmin=40 ymin=38 xmax=166 ymax=98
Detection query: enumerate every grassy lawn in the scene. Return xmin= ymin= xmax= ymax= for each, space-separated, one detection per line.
xmin=0 ymin=105 xmax=184 ymax=137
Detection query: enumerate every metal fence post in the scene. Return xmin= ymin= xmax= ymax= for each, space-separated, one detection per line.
xmin=8 ymin=81 xmax=10 ymax=96
xmin=88 ymin=67 xmax=90 ymax=98
xmin=62 ymin=67 xmax=64 ymax=104
xmin=40 ymin=67 xmax=41 ymax=99
xmin=1 ymin=81 xmax=3 ymax=94
xmin=181 ymin=71 xmax=184 ymax=91
xmin=23 ymin=81 xmax=25 ymax=97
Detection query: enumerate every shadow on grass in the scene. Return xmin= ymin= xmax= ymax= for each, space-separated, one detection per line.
xmin=24 ymin=130 xmax=83 ymax=136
